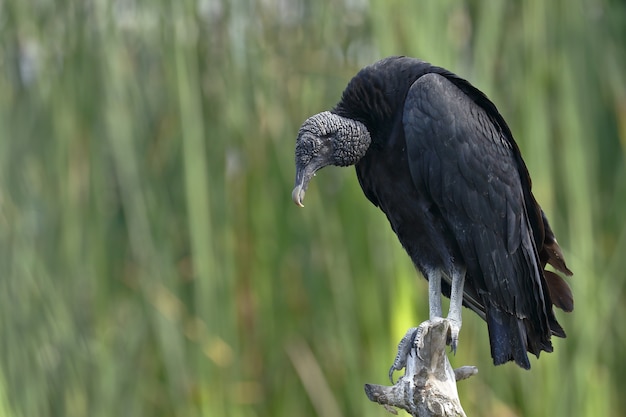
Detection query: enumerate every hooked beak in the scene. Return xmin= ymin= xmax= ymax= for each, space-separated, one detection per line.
xmin=291 ymin=162 xmax=318 ymax=207
xmin=292 ymin=152 xmax=334 ymax=208
xmin=292 ymin=185 xmax=305 ymax=208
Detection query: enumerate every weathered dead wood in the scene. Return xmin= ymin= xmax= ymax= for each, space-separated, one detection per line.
xmin=364 ymin=319 xmax=478 ymax=417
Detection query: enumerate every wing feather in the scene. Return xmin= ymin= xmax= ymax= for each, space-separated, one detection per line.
xmin=402 ymin=73 xmax=554 ymax=358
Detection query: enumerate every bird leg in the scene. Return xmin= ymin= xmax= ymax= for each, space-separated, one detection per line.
xmin=428 ymin=268 xmax=443 ymax=320
xmin=389 ymin=269 xmax=445 ymax=382
xmin=446 ymin=266 xmax=466 ymax=354
xmin=389 ymin=268 xmax=468 ymax=381
xmin=366 ymin=319 xmax=477 ymax=417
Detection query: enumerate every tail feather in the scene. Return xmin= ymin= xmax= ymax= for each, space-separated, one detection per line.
xmin=548 ymin=312 xmax=567 ymax=338
xmin=540 ymin=209 xmax=573 ymax=278
xmin=487 ymin=307 xmax=532 ymax=369
xmin=539 ymin=209 xmax=573 ymax=336
xmin=456 ymin=207 xmax=573 ymax=369
xmin=544 ymin=270 xmax=574 ymax=313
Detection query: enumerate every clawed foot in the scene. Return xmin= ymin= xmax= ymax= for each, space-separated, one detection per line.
xmin=389 ymin=326 xmax=419 ymax=383
xmin=447 ymin=318 xmax=461 ymax=355
xmin=389 ymin=318 xmax=461 ymax=383
xmin=366 ymin=317 xmax=477 ymax=415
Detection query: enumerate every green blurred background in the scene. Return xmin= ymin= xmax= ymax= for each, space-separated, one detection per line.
xmin=1 ymin=0 xmax=625 ymax=416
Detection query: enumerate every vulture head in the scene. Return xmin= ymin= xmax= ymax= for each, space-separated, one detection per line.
xmin=292 ymin=111 xmax=371 ymax=207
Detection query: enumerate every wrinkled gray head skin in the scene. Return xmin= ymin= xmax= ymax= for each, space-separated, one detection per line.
xmin=292 ymin=111 xmax=371 ymax=207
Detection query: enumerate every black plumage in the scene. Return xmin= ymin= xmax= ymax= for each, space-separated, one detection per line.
xmin=292 ymin=56 xmax=573 ymax=368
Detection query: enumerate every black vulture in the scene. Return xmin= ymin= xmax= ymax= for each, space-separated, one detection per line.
xmin=292 ymin=56 xmax=573 ymax=369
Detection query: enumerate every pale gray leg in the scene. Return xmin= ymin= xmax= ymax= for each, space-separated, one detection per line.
xmin=389 ymin=269 xmax=446 ymax=383
xmin=446 ymin=266 xmax=466 ymax=354
xmin=428 ymin=268 xmax=443 ymax=320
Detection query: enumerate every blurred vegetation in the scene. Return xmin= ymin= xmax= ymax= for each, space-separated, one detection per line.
xmin=0 ymin=0 xmax=625 ymax=416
